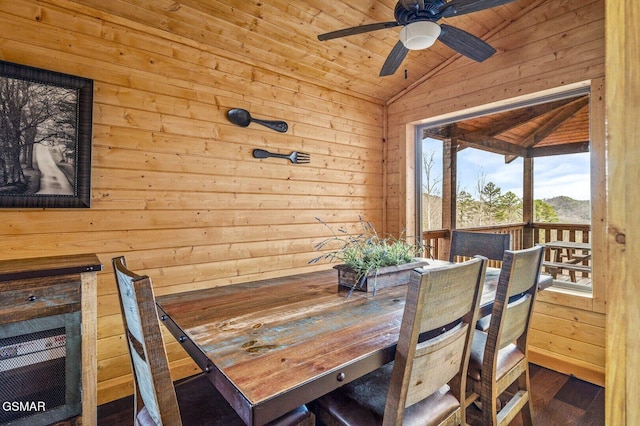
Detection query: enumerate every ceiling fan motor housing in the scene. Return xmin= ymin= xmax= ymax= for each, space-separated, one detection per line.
xmin=394 ymin=1 xmax=446 ymax=25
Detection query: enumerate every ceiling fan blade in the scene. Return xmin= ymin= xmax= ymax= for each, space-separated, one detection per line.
xmin=438 ymin=24 xmax=496 ymax=62
xmin=379 ymin=41 xmax=409 ymax=77
xmin=318 ymin=21 xmax=400 ymax=41
xmin=440 ymin=0 xmax=519 ymax=18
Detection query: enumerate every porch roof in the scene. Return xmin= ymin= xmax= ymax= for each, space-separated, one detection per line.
xmin=423 ymin=94 xmax=590 ymax=159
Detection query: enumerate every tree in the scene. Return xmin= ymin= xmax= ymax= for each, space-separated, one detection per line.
xmin=461 ymin=185 xmax=559 ymax=226
xmin=496 ymin=191 xmax=522 ymax=223
xmin=0 ymin=77 xmax=30 ymax=187
xmin=0 ymin=76 xmax=76 ymax=191
xmin=534 ymin=199 xmax=559 ymax=223
xmin=479 ymin=182 xmax=502 ymax=224
xmin=457 ymin=190 xmax=477 ymax=227
xmin=422 ymin=148 xmax=442 ymax=230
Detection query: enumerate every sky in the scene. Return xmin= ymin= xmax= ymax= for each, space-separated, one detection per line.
xmin=423 ymin=139 xmax=591 ymax=201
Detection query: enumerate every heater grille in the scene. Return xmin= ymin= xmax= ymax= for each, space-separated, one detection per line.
xmin=0 ymin=313 xmax=81 ymax=426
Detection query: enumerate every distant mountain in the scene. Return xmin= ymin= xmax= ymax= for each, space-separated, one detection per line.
xmin=543 ymin=196 xmax=590 ymax=224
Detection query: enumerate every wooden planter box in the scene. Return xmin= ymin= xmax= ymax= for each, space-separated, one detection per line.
xmin=333 ymin=259 xmax=430 ymax=293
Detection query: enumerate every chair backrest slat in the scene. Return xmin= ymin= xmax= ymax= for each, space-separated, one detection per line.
xmin=508 ymin=253 xmax=543 ymax=295
xmin=384 ymin=256 xmax=487 ymax=425
xmin=416 ymin=259 xmax=488 ymax=332
xmin=449 ymin=230 xmax=511 ymax=263
xmin=499 ymin=293 xmax=533 ymax=349
xmin=405 ymin=324 xmax=468 ymax=407
xmin=113 ymin=256 xmax=182 ymax=426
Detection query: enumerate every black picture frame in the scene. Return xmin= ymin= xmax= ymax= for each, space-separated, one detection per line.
xmin=0 ymin=60 xmax=93 ymax=208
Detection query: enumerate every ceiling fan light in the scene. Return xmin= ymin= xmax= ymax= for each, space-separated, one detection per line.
xmin=399 ymin=21 xmax=441 ymax=50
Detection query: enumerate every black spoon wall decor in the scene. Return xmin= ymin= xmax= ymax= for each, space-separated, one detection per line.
xmin=227 ymin=108 xmax=288 ymax=133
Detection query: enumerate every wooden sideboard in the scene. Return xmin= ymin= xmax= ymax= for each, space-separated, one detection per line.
xmin=0 ymin=254 xmax=102 ymax=426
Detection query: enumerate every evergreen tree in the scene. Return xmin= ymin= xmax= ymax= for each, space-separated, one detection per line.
xmin=457 ymin=190 xmax=476 ymax=227
xmin=534 ymin=199 xmax=560 ymax=222
xmin=497 ymin=191 xmax=522 ymax=223
xmin=480 ymin=182 xmax=502 ymax=224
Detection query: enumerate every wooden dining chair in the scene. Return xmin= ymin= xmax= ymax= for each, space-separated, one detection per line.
xmin=449 ymin=230 xmax=511 ymax=332
xmin=449 ymin=230 xmax=511 ymax=263
xmin=112 ymin=256 xmax=314 ymax=426
xmin=465 ymin=245 xmax=545 ymax=426
xmin=310 ymin=256 xmax=488 ymax=426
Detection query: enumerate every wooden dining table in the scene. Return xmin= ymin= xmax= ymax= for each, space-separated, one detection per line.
xmin=156 ymin=262 xmax=552 ymax=426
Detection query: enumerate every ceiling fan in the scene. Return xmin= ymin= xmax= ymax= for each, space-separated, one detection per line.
xmin=317 ymin=0 xmax=518 ymax=77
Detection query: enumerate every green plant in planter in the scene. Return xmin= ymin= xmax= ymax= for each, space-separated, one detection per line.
xmin=309 ymin=217 xmax=423 ymax=295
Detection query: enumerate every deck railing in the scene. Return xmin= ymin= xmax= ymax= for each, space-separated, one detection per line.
xmin=421 ymin=229 xmax=448 ymax=260
xmin=532 ymin=222 xmax=592 ymax=286
xmin=530 ymin=222 xmax=591 ymax=246
xmin=422 ymin=222 xmax=592 ymax=287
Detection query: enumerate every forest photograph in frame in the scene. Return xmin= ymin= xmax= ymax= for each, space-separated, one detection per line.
xmin=0 ymin=60 xmax=93 ymax=208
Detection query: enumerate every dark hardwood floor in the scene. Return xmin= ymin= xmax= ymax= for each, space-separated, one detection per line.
xmin=98 ymin=364 xmax=604 ymax=425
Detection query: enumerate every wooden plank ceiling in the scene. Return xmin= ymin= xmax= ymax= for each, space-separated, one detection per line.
xmin=70 ymin=0 xmax=531 ymax=103
xmin=71 ymin=0 xmax=589 ymax=153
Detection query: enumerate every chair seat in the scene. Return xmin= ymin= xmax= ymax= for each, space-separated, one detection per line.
xmin=138 ymin=374 xmax=313 ymax=426
xmin=467 ymin=329 xmax=525 ymax=383
xmin=476 ymin=314 xmax=491 ymax=331
xmin=312 ymin=363 xmax=460 ymax=426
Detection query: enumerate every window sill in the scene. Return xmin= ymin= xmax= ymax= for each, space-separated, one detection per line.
xmin=537 ymin=283 xmax=595 ymax=311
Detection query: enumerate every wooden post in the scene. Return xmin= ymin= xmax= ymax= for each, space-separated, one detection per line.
xmin=606 ymin=0 xmax=640 ymax=424
xmin=522 ymin=157 xmax=534 ymax=248
xmin=442 ymin=133 xmax=457 ymax=259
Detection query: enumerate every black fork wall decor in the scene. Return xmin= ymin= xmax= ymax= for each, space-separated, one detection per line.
xmin=252 ymin=149 xmax=310 ymax=164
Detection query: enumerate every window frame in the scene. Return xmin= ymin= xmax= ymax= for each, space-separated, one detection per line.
xmin=410 ymin=81 xmax=605 ymax=312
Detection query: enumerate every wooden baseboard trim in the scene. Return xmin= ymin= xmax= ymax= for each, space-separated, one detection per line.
xmin=529 ymin=348 xmax=605 ymax=387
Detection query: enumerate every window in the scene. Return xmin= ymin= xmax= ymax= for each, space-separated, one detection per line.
xmin=415 ymin=85 xmax=594 ymax=294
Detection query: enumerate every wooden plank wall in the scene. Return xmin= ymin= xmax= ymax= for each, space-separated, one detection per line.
xmin=386 ymin=0 xmax=606 ymax=385
xmin=0 ymin=0 xmax=384 ymax=404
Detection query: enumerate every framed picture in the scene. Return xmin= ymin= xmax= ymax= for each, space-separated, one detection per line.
xmin=0 ymin=60 xmax=93 ymax=208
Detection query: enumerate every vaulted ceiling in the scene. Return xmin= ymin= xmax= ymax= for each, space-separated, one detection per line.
xmin=74 ymin=0 xmax=589 ymax=153
xmin=73 ymin=0 xmax=535 ymax=103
